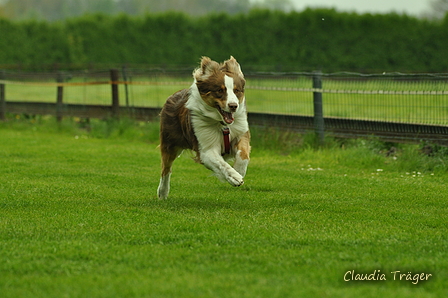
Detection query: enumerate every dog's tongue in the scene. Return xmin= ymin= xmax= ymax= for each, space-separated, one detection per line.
xmin=223 ymin=111 xmax=234 ymax=124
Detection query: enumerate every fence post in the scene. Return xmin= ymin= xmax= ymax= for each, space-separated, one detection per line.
xmin=56 ymin=72 xmax=64 ymax=122
xmin=110 ymin=68 xmax=120 ymax=119
xmin=0 ymin=70 xmax=5 ymax=121
xmin=313 ymin=70 xmax=325 ymax=145
xmin=122 ymin=66 xmax=130 ymax=108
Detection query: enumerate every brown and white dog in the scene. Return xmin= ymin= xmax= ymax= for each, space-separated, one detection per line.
xmin=157 ymin=56 xmax=251 ymax=199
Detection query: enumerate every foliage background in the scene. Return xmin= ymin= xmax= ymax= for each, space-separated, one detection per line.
xmin=1 ymin=8 xmax=448 ymax=72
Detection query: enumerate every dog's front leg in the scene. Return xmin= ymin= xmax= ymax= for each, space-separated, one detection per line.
xmin=201 ymin=150 xmax=244 ymax=186
xmin=233 ymin=131 xmax=251 ymax=177
xmin=234 ymin=150 xmax=250 ymax=178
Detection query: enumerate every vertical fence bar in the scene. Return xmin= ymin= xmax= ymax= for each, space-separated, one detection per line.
xmin=56 ymin=72 xmax=64 ymax=122
xmin=110 ymin=68 xmax=120 ymax=119
xmin=0 ymin=70 xmax=5 ymax=121
xmin=313 ymin=70 xmax=325 ymax=145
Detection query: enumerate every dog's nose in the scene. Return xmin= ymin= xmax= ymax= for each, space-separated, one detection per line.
xmin=228 ymin=103 xmax=238 ymax=111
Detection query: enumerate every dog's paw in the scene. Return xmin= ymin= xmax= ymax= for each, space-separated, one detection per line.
xmin=157 ymin=186 xmax=169 ymax=200
xmin=157 ymin=175 xmax=170 ymax=200
xmin=226 ymin=170 xmax=244 ymax=187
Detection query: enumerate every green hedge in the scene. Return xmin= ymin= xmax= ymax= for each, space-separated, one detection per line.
xmin=1 ymin=9 xmax=448 ymax=72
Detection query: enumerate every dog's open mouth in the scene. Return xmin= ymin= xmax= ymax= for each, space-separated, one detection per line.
xmin=216 ymin=105 xmax=234 ymax=124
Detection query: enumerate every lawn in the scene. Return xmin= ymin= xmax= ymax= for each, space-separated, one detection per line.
xmin=0 ymin=118 xmax=447 ymax=297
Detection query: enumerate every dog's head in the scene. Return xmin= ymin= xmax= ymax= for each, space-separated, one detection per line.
xmin=193 ymin=56 xmax=245 ymax=124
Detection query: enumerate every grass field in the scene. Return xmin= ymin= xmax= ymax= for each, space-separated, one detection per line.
xmin=0 ymin=117 xmax=447 ymax=297
xmin=3 ymin=74 xmax=448 ymax=125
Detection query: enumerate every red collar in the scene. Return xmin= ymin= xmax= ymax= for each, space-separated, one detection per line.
xmin=222 ymin=127 xmax=230 ymax=156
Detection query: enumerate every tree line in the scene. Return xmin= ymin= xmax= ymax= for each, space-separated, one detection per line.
xmin=1 ymin=9 xmax=448 ymax=72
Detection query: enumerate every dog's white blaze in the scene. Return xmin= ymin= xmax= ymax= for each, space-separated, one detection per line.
xmin=224 ymin=75 xmax=239 ymax=110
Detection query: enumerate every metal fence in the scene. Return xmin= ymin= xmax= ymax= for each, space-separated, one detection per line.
xmin=1 ymin=68 xmax=447 ymax=144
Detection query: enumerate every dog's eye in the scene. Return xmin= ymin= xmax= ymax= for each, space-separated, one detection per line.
xmin=214 ymin=88 xmax=225 ymax=98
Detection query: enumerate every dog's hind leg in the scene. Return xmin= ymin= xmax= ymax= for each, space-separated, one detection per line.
xmin=157 ymin=147 xmax=179 ymax=200
xmin=233 ymin=131 xmax=251 ymax=177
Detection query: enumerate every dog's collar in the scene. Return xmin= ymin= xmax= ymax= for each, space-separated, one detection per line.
xmin=222 ymin=127 xmax=230 ymax=156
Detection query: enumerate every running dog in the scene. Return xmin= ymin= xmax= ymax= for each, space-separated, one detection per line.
xmin=157 ymin=56 xmax=250 ymax=199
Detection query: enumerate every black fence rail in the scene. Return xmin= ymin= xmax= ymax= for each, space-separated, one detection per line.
xmin=1 ymin=68 xmax=447 ymax=145
xmin=248 ymin=113 xmax=448 ymax=145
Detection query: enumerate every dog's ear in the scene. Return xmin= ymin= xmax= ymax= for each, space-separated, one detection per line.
xmin=194 ymin=56 xmax=220 ymax=80
xmin=200 ymin=56 xmax=212 ymax=73
xmin=222 ymin=56 xmax=244 ymax=78
xmin=200 ymin=56 xmax=220 ymax=76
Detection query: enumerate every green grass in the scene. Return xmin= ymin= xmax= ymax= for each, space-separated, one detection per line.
xmin=0 ymin=117 xmax=447 ymax=297
xmin=3 ymin=75 xmax=448 ymax=125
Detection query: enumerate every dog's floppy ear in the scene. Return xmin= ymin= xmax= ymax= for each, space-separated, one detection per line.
xmin=200 ymin=56 xmax=212 ymax=73
xmin=221 ymin=56 xmax=244 ymax=78
xmin=200 ymin=56 xmax=220 ymax=75
xmin=194 ymin=56 xmax=220 ymax=80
